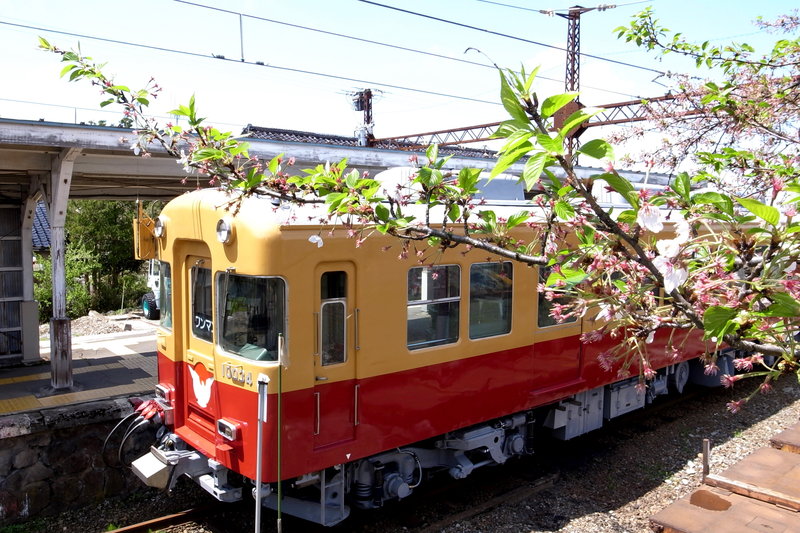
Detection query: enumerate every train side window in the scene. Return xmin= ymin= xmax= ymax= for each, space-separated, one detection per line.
xmin=218 ymin=274 xmax=286 ymax=361
xmin=537 ymin=266 xmax=578 ymax=327
xmin=469 ymin=262 xmax=513 ymax=339
xmin=407 ymin=265 xmax=460 ymax=349
xmin=191 ymin=266 xmax=213 ymax=342
xmin=159 ymin=262 xmax=172 ymax=329
xmin=320 ymin=271 xmax=346 ymax=365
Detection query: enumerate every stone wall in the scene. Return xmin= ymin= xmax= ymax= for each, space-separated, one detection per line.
xmin=0 ymin=397 xmax=154 ymax=523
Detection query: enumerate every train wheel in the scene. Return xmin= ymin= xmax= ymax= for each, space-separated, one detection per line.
xmin=669 ymin=361 xmax=690 ymax=395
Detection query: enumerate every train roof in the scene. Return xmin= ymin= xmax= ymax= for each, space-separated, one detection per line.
xmin=165 ymin=166 xmax=667 ymax=233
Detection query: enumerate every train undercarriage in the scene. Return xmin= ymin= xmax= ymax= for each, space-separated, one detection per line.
xmin=131 ymin=356 xmax=730 ymax=527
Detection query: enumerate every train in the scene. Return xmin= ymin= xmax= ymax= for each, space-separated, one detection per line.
xmin=125 ymin=171 xmax=719 ymax=526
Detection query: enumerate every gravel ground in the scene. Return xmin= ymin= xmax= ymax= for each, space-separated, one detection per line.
xmin=38 ymin=310 xmax=146 ymax=338
xmin=16 ymin=375 xmax=800 ymax=533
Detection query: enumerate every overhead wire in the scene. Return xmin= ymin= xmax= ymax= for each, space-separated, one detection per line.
xmin=0 ymin=19 xmax=501 ymax=106
xmin=172 ymin=0 xmax=640 ymax=98
xmin=357 ymin=0 xmax=666 ymax=75
xmin=474 ymin=0 xmax=655 ymax=13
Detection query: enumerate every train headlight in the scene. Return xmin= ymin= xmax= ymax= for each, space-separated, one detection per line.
xmin=217 ymin=419 xmax=240 ymax=441
xmin=154 ymin=217 xmax=166 ymax=238
xmin=155 ymin=383 xmax=174 ymax=403
xmin=216 ymin=218 xmax=234 ymax=244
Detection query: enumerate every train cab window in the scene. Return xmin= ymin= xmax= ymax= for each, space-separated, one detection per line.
xmin=191 ymin=266 xmax=213 ymax=342
xmin=218 ymin=274 xmax=286 ymax=361
xmin=320 ymin=271 xmax=346 ymax=365
xmin=159 ymin=262 xmax=172 ymax=329
xmin=407 ymin=265 xmax=460 ymax=349
xmin=537 ymin=266 xmax=578 ymax=327
xmin=469 ymin=262 xmax=513 ymax=339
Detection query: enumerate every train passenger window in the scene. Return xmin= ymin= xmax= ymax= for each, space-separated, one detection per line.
xmin=159 ymin=262 xmax=172 ymax=329
xmin=320 ymin=271 xmax=346 ymax=365
xmin=407 ymin=265 xmax=460 ymax=349
xmin=469 ymin=262 xmax=513 ymax=339
xmin=218 ymin=274 xmax=286 ymax=361
xmin=537 ymin=266 xmax=578 ymax=327
xmin=191 ymin=266 xmax=213 ymax=342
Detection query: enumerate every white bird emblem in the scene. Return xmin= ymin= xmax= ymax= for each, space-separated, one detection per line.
xmin=188 ymin=364 xmax=214 ymax=408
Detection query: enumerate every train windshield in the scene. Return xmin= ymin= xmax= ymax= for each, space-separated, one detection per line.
xmin=217 ymin=273 xmax=286 ymax=361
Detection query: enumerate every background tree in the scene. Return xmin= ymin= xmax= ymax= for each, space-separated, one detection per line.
xmin=610 ymin=8 xmax=799 ymax=198
xmin=38 ymin=10 xmax=800 ymax=409
xmin=35 ymin=199 xmax=152 ymax=319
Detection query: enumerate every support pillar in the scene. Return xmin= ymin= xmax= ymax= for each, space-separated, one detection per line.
xmin=48 ymin=148 xmax=80 ymax=390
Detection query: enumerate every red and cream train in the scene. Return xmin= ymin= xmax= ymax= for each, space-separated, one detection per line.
xmin=129 ymin=175 xmax=717 ymax=526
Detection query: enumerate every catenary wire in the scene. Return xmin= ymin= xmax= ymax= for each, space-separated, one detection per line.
xmin=358 ymin=0 xmax=666 ymax=75
xmin=0 ymin=20 xmax=501 ymax=106
xmin=172 ymin=0 xmax=641 ymax=99
xmin=474 ymin=0 xmax=655 ymax=13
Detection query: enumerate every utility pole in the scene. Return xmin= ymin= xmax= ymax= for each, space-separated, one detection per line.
xmin=552 ymin=5 xmax=616 ymax=157
xmin=352 ymin=89 xmax=375 ymax=146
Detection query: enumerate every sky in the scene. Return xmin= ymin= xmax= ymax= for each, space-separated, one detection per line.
xmin=1 ymin=0 xmax=797 ymax=146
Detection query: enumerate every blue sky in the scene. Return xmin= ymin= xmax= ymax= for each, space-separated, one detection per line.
xmin=1 ymin=0 xmax=796 ymax=142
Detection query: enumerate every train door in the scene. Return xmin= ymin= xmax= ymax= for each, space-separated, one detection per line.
xmin=313 ymin=262 xmax=357 ymax=448
xmin=180 ymin=256 xmax=220 ymax=448
xmin=531 ymin=266 xmax=582 ymax=390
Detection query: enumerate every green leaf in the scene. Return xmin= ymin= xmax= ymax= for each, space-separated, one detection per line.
xmin=447 ymin=203 xmax=461 ymax=222
xmin=759 ymin=292 xmax=800 ymax=317
xmin=540 ymin=93 xmax=578 ymax=119
xmin=37 ymin=36 xmax=52 ymax=50
xmin=480 ymin=210 xmax=497 ymax=232
xmin=558 ymin=107 xmax=602 ymax=138
xmin=597 ymin=172 xmax=634 ymax=199
xmin=692 ymin=191 xmax=733 ymax=216
xmin=522 ymin=152 xmax=547 ymax=190
xmin=491 ymin=141 xmax=533 ymax=178
xmin=545 ymin=267 xmax=587 ymax=287
xmin=59 ymin=64 xmax=78 ymax=78
xmin=554 ymin=200 xmax=575 ymax=221
xmin=345 ymin=169 xmax=360 ymax=189
xmin=737 ymin=197 xmax=779 ymax=226
xmin=671 ymin=172 xmax=691 ymax=203
xmin=192 ymin=148 xmax=225 ymax=162
xmin=506 ymin=210 xmax=530 ymax=229
xmin=577 ymin=139 xmax=614 ymax=160
xmin=426 ymin=144 xmax=439 ymax=164
xmin=500 ymin=71 xmax=528 ymax=123
xmin=536 ymin=133 xmax=564 ymax=155
xmin=375 ymin=203 xmax=390 ymax=222
xmin=458 ymin=167 xmax=482 ymax=193
xmin=268 ymin=154 xmax=282 ymax=174
xmin=492 ymin=119 xmax=531 ymax=139
xmin=499 ymin=129 xmax=534 ymax=155
xmin=702 ymin=306 xmax=737 ymax=340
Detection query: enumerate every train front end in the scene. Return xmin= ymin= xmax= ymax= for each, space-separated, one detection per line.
xmin=130 ymin=189 xmax=314 ymax=515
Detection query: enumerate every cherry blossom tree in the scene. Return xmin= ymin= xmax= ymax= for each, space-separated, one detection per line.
xmin=38 ymin=9 xmax=800 ymax=411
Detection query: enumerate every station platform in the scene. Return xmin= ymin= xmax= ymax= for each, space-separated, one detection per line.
xmin=0 ymin=324 xmax=157 ymax=416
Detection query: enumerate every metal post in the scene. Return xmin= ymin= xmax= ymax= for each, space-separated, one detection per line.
xmin=276 ymin=333 xmax=285 ymax=533
xmin=702 ymin=438 xmax=711 ymax=482
xmin=255 ymin=374 xmax=269 ymax=533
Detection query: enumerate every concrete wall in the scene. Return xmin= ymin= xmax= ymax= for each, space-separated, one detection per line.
xmin=0 ymin=397 xmax=154 ymax=523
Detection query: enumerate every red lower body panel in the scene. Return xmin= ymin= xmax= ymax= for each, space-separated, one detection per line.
xmin=156 ymin=329 xmax=706 ymax=482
